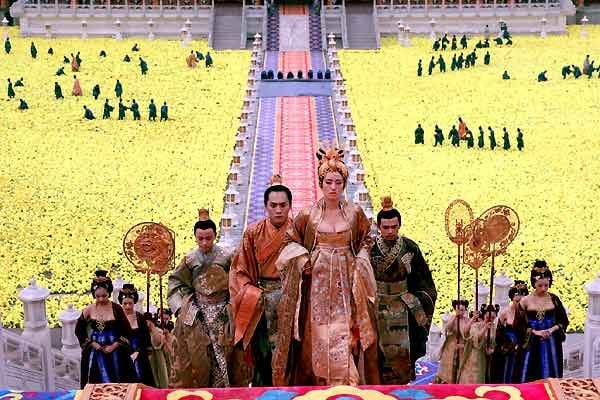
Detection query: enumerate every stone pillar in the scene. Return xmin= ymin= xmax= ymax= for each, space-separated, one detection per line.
xmin=0 ymin=314 xmax=7 ymax=388
xmin=112 ymin=275 xmax=127 ymax=303
xmin=18 ymin=279 xmax=54 ymax=390
xmin=583 ymin=273 xmax=600 ymax=378
xmin=473 ymin=281 xmax=490 ymax=310
xmin=58 ymin=303 xmax=82 ymax=360
xmin=426 ymin=323 xmax=442 ymax=361
xmin=493 ymin=271 xmax=513 ymax=309
xmin=19 ymin=279 xmax=51 ymax=349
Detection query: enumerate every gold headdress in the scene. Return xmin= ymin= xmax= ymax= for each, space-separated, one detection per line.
xmin=381 ymin=195 xmax=394 ymax=212
xmin=269 ymin=174 xmax=283 ymax=186
xmin=316 ymin=147 xmax=348 ymax=184
xmin=198 ymin=208 xmax=210 ymax=221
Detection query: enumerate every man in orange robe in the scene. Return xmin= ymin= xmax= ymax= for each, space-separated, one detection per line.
xmin=458 ymin=117 xmax=468 ymax=140
xmin=229 ymin=175 xmax=292 ymax=386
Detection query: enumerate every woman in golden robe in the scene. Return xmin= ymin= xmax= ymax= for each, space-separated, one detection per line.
xmin=435 ymin=300 xmax=469 ymax=384
xmin=272 ymin=147 xmax=378 ymax=386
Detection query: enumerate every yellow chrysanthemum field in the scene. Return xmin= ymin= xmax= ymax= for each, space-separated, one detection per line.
xmin=341 ymin=26 xmax=600 ymax=331
xmin=0 ymin=28 xmax=249 ymax=327
xmin=0 ymin=26 xmax=597 ymax=331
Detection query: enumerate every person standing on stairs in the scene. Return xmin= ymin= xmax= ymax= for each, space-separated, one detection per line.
xmin=273 ymin=147 xmax=380 ymax=387
xmin=229 ymin=175 xmax=293 ymax=387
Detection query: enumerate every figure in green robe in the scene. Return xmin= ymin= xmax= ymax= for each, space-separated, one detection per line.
xmin=118 ymin=99 xmax=128 ymax=120
xmin=537 ymin=71 xmax=548 ymax=82
xmin=516 ymin=128 xmax=524 ymax=151
xmin=132 ymin=43 xmax=140 ymax=52
xmin=460 ymin=34 xmax=468 ymax=49
xmin=99 ymin=50 xmax=107 ymax=57
xmin=139 ymin=57 xmax=148 ymax=75
xmin=502 ymin=70 xmax=510 ymax=80
xmin=434 ymin=125 xmax=444 ymax=146
xmin=56 ymin=66 xmax=65 ymax=76
xmin=148 ymin=99 xmax=157 ymax=121
xmin=586 ymin=61 xmax=595 ymax=79
xmin=18 ymin=99 xmax=29 ymax=110
xmin=4 ymin=37 xmax=11 ymax=54
xmin=438 ymin=55 xmax=446 ymax=73
xmin=14 ymin=77 xmax=24 ymax=87
xmin=478 ymin=126 xmax=485 ymax=149
xmin=115 ymin=79 xmax=123 ymax=98
xmin=48 ymin=47 xmax=54 ymax=55
xmin=131 ymin=99 xmax=141 ymax=120
xmin=368 ymin=200 xmax=437 ymax=384
xmin=30 ymin=42 xmax=37 ymax=59
xmin=502 ymin=128 xmax=511 ymax=150
xmin=205 ymin=52 xmax=213 ymax=68
xmin=63 ymin=55 xmax=70 ymax=64
xmin=196 ymin=50 xmax=204 ymax=60
xmin=7 ymin=78 xmax=15 ymax=99
xmin=414 ymin=124 xmax=424 ymax=144
xmin=123 ymin=54 xmax=131 ymax=62
xmin=417 ymin=60 xmax=422 ymax=77
xmin=54 ymin=82 xmax=64 ymax=99
xmin=572 ymin=65 xmax=582 ymax=79
xmin=489 ymin=127 xmax=497 ymax=150
xmin=103 ymin=99 xmax=114 ymax=119
xmin=83 ymin=105 xmax=95 ymax=120
xmin=92 ymin=84 xmax=101 ymax=100
xmin=561 ymin=65 xmax=572 ymax=79
xmin=448 ymin=125 xmax=459 ymax=147
xmin=428 ymin=56 xmax=436 ymax=75
xmin=451 ymin=35 xmax=457 ymax=51
xmin=75 ymin=52 xmax=82 ymax=66
xmin=484 ymin=51 xmax=490 ymax=66
xmin=160 ymin=102 xmax=168 ymax=121
xmin=451 ymin=54 xmax=457 ymax=71
xmin=457 ymin=53 xmax=464 ymax=69
xmin=432 ymin=39 xmax=440 ymax=51
xmin=470 ymin=50 xmax=477 ymax=67
xmin=466 ymin=129 xmax=474 ymax=148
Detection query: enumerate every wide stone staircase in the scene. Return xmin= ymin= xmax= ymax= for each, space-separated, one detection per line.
xmin=212 ymin=2 xmax=243 ymax=50
xmin=345 ymin=3 xmax=378 ymax=49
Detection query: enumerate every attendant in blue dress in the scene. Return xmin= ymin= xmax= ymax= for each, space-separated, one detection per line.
xmin=75 ymin=270 xmax=134 ymax=388
xmin=118 ymin=284 xmax=156 ymax=386
xmin=491 ymin=280 xmax=528 ymax=383
xmin=516 ymin=260 xmax=569 ymax=382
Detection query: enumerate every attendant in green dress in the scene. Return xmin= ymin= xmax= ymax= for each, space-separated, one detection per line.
xmin=139 ymin=57 xmax=148 ymax=75
xmin=435 ymin=300 xmax=469 ymax=383
xmin=478 ymin=126 xmax=485 ymax=148
xmin=148 ymin=99 xmax=157 ymax=121
xmin=517 ymin=128 xmax=524 ymax=151
xmin=118 ymin=99 xmax=128 ymax=120
xmin=115 ymin=79 xmax=123 ymax=98
xmin=414 ymin=123 xmax=424 ymax=144
xmin=457 ymin=305 xmax=498 ymax=384
xmin=54 ymin=82 xmax=64 ymax=99
xmin=84 ymin=105 xmax=95 ymax=120
xmin=147 ymin=309 xmax=174 ymax=388
xmin=7 ymin=78 xmax=15 ymax=99
xmin=18 ymin=99 xmax=29 ymax=110
xmin=14 ymin=77 xmax=24 ymax=87
xmin=488 ymin=127 xmax=497 ymax=150
xmin=4 ymin=37 xmax=11 ymax=54
xmin=31 ymin=42 xmax=38 ymax=59
xmin=466 ymin=129 xmax=474 ymax=148
xmin=92 ymin=84 xmax=101 ymax=100
xmin=131 ymin=99 xmax=141 ymax=120
xmin=103 ymin=99 xmax=114 ymax=119
xmin=503 ymin=128 xmax=511 ymax=150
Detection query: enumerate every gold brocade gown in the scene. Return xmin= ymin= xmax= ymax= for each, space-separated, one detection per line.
xmin=296 ymin=229 xmax=360 ymax=386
